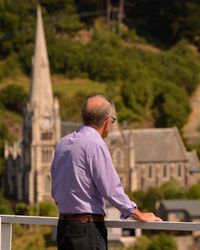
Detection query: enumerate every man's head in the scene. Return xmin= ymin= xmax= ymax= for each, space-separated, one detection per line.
xmin=82 ymin=95 xmax=116 ymax=138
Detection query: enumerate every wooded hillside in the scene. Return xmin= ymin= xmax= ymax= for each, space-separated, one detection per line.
xmin=0 ymin=0 xmax=200 ymax=162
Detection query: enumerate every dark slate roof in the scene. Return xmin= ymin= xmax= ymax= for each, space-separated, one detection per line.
xmin=61 ymin=121 xmax=81 ymax=137
xmin=160 ymin=200 xmax=200 ymax=218
xmin=131 ymin=127 xmax=187 ymax=163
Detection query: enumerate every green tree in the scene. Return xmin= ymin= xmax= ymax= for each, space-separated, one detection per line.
xmin=128 ymin=190 xmax=147 ymax=210
xmin=0 ymin=11 xmax=20 ymax=56
xmin=0 ymin=54 xmax=21 ymax=79
xmin=38 ymin=201 xmax=58 ymax=217
xmin=127 ymin=235 xmax=150 ymax=250
xmin=144 ymin=187 xmax=162 ymax=212
xmin=148 ymin=233 xmax=177 ymax=250
xmin=153 ymin=81 xmax=191 ymax=128
xmin=48 ymin=38 xmax=86 ymax=77
xmin=171 ymin=1 xmax=200 ymax=46
xmin=125 ymin=0 xmax=200 ymax=48
xmin=0 ymin=191 xmax=13 ymax=214
xmin=42 ymin=0 xmax=84 ymax=33
xmin=85 ymin=36 xmax=123 ymax=81
xmin=159 ymin=179 xmax=185 ymax=199
xmin=128 ymin=187 xmax=162 ymax=212
xmin=186 ymin=181 xmax=200 ymax=199
xmin=0 ymin=84 xmax=27 ymax=114
xmin=14 ymin=202 xmax=29 ymax=215
xmin=155 ymin=41 xmax=200 ymax=95
xmin=121 ymin=77 xmax=155 ymax=124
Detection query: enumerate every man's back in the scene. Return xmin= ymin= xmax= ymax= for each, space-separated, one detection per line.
xmin=51 ymin=125 xmax=107 ymax=215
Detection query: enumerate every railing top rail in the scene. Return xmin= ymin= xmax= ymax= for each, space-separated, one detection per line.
xmin=0 ymin=215 xmax=200 ymax=231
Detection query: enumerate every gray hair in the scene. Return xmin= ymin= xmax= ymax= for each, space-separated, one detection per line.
xmin=82 ymin=95 xmax=112 ymax=127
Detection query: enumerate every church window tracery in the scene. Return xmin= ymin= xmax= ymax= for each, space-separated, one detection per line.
xmin=41 ymin=132 xmax=53 ymax=140
xmin=42 ymin=149 xmax=53 ymax=163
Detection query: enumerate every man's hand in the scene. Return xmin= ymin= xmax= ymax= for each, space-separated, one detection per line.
xmin=131 ymin=208 xmax=162 ymax=222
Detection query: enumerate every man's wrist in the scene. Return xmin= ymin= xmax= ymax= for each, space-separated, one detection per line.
xmin=131 ymin=208 xmax=144 ymax=221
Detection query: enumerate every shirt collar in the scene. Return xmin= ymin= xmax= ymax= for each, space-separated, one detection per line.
xmin=77 ymin=125 xmax=104 ymax=142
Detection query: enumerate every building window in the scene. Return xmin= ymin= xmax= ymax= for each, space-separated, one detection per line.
xmin=45 ymin=175 xmax=51 ymax=193
xmin=163 ymin=164 xmax=167 ymax=177
xmin=148 ymin=165 xmax=153 ymax=178
xmin=178 ymin=164 xmax=182 ymax=177
xmin=113 ymin=149 xmax=124 ymax=168
xmin=141 ymin=177 xmax=144 ymax=189
xmin=41 ymin=132 xmax=53 ymax=140
xmin=42 ymin=150 xmax=53 ymax=163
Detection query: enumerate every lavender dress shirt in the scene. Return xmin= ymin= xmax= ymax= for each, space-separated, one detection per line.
xmin=51 ymin=125 xmax=136 ymax=219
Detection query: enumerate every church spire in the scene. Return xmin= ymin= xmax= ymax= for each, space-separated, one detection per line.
xmin=30 ymin=5 xmax=53 ymax=116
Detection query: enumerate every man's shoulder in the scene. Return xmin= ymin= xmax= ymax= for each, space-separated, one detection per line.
xmin=59 ymin=131 xmax=103 ymax=146
xmin=59 ymin=132 xmax=74 ymax=141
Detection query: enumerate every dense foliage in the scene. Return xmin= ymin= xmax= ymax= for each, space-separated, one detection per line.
xmin=0 ymin=0 xmax=199 ymax=130
xmin=14 ymin=201 xmax=58 ymax=217
xmin=76 ymin=0 xmax=200 ymax=48
xmin=126 ymin=233 xmax=177 ymax=250
xmin=128 ymin=179 xmax=200 ymax=212
xmin=0 ymin=3 xmax=199 ymax=249
xmin=124 ymin=0 xmax=200 ymax=48
xmin=0 ymin=84 xmax=27 ymax=114
xmin=0 ymin=0 xmax=200 ymax=180
xmin=0 ymin=191 xmax=13 ymax=213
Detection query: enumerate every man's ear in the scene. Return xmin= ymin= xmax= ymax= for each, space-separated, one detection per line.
xmin=104 ymin=118 xmax=109 ymax=127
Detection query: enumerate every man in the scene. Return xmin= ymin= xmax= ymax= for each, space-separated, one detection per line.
xmin=51 ymin=95 xmax=161 ymax=250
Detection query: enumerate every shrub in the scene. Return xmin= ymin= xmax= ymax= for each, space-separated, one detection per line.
xmin=14 ymin=202 xmax=29 ymax=215
xmin=0 ymin=192 xmax=13 ymax=214
xmin=0 ymin=84 xmax=27 ymax=114
xmin=148 ymin=233 xmax=177 ymax=250
xmin=38 ymin=201 xmax=58 ymax=217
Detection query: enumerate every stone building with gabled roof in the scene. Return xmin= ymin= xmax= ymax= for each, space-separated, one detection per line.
xmin=131 ymin=127 xmax=190 ymax=191
xmin=106 ymin=126 xmax=200 ymax=192
xmin=3 ymin=6 xmax=200 ymax=204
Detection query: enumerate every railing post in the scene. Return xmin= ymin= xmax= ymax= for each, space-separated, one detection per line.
xmin=1 ymin=222 xmax=12 ymax=250
xmin=135 ymin=228 xmax=142 ymax=237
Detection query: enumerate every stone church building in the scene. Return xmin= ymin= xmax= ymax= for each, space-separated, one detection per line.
xmin=3 ymin=6 xmax=200 ymax=204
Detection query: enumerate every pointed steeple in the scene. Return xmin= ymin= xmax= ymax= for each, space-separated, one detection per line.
xmin=30 ymin=5 xmax=53 ymax=116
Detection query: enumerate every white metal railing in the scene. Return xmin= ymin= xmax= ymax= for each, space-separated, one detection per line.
xmin=1 ymin=215 xmax=200 ymax=250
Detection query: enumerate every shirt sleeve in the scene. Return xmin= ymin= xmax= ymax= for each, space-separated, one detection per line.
xmin=88 ymin=143 xmax=137 ymax=219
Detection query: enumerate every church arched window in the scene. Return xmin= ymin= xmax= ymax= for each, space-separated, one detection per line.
xmin=163 ymin=164 xmax=168 ymax=177
xmin=177 ymin=164 xmax=182 ymax=177
xmin=113 ymin=149 xmax=124 ymax=168
xmin=148 ymin=165 xmax=153 ymax=178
